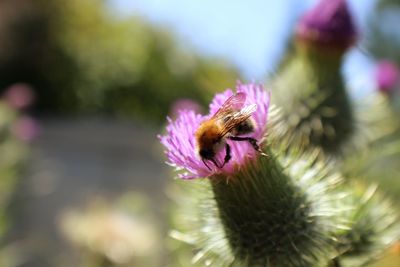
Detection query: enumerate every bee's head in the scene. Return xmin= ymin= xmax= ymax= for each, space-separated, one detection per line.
xmin=199 ymin=147 xmax=215 ymax=160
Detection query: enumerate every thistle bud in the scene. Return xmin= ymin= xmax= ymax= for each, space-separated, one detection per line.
xmin=295 ymin=0 xmax=358 ymax=54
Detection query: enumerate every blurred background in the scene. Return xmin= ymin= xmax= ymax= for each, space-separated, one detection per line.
xmin=0 ymin=0 xmax=399 ymax=266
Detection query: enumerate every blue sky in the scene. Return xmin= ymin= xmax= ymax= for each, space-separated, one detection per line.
xmin=108 ymin=0 xmax=377 ymax=95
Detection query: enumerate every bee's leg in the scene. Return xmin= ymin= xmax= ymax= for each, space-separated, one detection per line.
xmin=228 ymin=136 xmax=262 ymax=153
xmin=202 ymin=158 xmax=212 ymax=171
xmin=221 ymin=143 xmax=231 ymax=168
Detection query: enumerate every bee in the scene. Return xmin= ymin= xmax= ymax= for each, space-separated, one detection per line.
xmin=195 ymin=92 xmax=263 ymax=170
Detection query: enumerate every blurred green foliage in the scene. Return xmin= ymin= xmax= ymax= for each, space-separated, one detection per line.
xmin=378 ymin=0 xmax=400 ymax=8
xmin=0 ymin=0 xmax=240 ymax=123
xmin=0 ymin=101 xmax=29 ymax=260
xmin=367 ymin=0 xmax=400 ymax=63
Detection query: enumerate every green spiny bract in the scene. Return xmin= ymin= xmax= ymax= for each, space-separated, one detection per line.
xmin=342 ymin=94 xmax=400 ymax=202
xmin=272 ymin=48 xmax=354 ymax=155
xmin=332 ymin=185 xmax=399 ymax=267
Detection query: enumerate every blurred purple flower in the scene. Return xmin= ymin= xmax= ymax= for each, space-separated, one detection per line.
xmin=3 ymin=83 xmax=35 ymax=110
xmin=12 ymin=116 xmax=39 ymax=142
xmin=169 ymin=98 xmax=203 ymax=118
xmin=159 ymin=82 xmax=270 ymax=179
xmin=375 ymin=60 xmax=400 ymax=94
xmin=296 ymin=0 xmax=357 ymax=51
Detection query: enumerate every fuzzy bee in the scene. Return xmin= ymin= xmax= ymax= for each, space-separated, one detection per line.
xmin=195 ymin=92 xmax=263 ymax=170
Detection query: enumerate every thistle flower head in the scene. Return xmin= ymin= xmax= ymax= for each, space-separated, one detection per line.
xmin=375 ymin=60 xmax=400 ymax=94
xmin=295 ymin=0 xmax=357 ymax=52
xmin=159 ymin=82 xmax=270 ymax=179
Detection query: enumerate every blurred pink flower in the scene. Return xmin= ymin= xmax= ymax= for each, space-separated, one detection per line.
xmin=169 ymin=98 xmax=203 ymax=118
xmin=159 ymin=82 xmax=270 ymax=179
xmin=3 ymin=83 xmax=35 ymax=110
xmin=12 ymin=116 xmax=39 ymax=142
xmin=296 ymin=0 xmax=357 ymax=51
xmin=375 ymin=60 xmax=400 ymax=94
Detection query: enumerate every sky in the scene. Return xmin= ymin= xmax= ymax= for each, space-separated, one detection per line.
xmin=108 ymin=0 xmax=378 ymax=96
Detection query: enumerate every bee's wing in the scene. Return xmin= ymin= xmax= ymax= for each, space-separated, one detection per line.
xmin=211 ymin=92 xmax=247 ymax=120
xmin=219 ymin=103 xmax=257 ymax=137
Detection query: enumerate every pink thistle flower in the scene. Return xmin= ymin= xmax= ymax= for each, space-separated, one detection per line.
xmin=3 ymin=83 xmax=35 ymax=110
xmin=159 ymin=82 xmax=270 ymax=179
xmin=375 ymin=60 xmax=400 ymax=94
xmin=296 ymin=0 xmax=357 ymax=52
